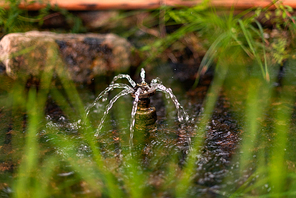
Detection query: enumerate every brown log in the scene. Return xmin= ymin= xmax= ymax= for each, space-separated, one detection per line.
xmin=1 ymin=0 xmax=296 ymax=10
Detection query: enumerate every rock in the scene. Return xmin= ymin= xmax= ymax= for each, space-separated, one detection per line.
xmin=76 ymin=11 xmax=119 ymax=29
xmin=0 ymin=31 xmax=139 ymax=83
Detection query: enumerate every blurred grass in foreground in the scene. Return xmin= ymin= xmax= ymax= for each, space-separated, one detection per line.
xmin=3 ymin=57 xmax=296 ymax=198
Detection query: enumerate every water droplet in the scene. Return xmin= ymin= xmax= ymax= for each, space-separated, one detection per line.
xmin=264 ymin=184 xmax=268 ymax=188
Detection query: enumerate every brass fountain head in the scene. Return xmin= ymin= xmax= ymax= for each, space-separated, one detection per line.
xmin=131 ymin=82 xmax=157 ymax=136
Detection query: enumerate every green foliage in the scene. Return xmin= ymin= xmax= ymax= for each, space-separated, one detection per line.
xmin=5 ymin=51 xmax=296 ymax=198
xmin=55 ymin=8 xmax=87 ymax=33
xmin=272 ymin=38 xmax=289 ymax=64
xmin=0 ymin=0 xmax=86 ymax=34
xmin=140 ymin=0 xmax=295 ymax=84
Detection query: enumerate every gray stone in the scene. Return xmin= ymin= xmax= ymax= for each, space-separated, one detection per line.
xmin=0 ymin=31 xmax=139 ymax=83
xmin=77 ymin=11 xmax=119 ymax=29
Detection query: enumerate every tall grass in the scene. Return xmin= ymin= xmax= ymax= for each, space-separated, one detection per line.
xmin=140 ymin=1 xmax=295 ymax=84
xmin=5 ymin=56 xmax=296 ymax=197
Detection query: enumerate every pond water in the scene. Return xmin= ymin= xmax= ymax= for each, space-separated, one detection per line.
xmin=1 ymin=61 xmax=296 ymax=197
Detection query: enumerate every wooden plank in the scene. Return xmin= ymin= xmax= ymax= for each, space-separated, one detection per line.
xmin=1 ymin=0 xmax=296 ymax=10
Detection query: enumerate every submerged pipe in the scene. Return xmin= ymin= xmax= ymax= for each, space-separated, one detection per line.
xmin=131 ymin=83 xmax=157 ymax=136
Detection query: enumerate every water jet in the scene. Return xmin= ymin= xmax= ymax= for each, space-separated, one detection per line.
xmin=86 ymin=68 xmax=189 ymax=148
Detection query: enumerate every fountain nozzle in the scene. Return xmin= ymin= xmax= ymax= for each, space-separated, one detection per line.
xmin=131 ymin=82 xmax=155 ymax=99
xmin=131 ymin=82 xmax=157 ymax=136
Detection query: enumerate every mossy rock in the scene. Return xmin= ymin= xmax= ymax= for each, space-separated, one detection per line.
xmin=0 ymin=31 xmax=140 ymax=83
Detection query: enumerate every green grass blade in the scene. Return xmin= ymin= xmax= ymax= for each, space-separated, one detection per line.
xmin=269 ymin=59 xmax=296 ymax=196
xmin=32 ymin=156 xmax=58 ymax=198
xmin=13 ymin=88 xmax=39 ymax=198
xmin=176 ymin=59 xmax=228 ymax=197
xmin=255 ymin=20 xmax=269 ymax=81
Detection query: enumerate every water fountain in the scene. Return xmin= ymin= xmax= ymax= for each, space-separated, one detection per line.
xmin=86 ymin=68 xmax=189 ymax=148
xmin=15 ymin=65 xmax=242 ymax=198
